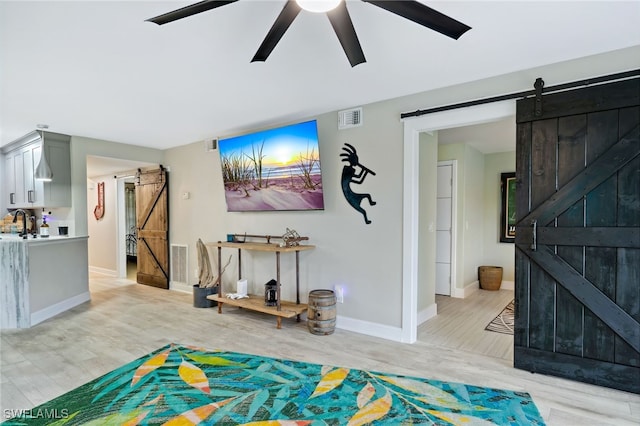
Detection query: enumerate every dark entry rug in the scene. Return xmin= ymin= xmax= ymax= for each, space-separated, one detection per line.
xmin=3 ymin=343 xmax=544 ymax=425
xmin=486 ymin=300 xmax=515 ymax=335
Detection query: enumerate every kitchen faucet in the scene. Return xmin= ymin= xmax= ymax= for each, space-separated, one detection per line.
xmin=12 ymin=209 xmax=28 ymax=239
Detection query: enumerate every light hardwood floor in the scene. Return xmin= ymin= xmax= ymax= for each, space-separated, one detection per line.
xmin=1 ymin=275 xmax=638 ymax=425
xmin=419 ymin=290 xmax=515 ymax=361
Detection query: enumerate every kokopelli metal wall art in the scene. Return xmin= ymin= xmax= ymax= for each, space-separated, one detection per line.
xmin=340 ymin=143 xmax=377 ymax=224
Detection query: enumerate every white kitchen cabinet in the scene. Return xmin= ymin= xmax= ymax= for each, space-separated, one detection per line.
xmin=5 ymin=150 xmax=20 ymax=206
xmin=1 ymin=131 xmax=71 ymax=209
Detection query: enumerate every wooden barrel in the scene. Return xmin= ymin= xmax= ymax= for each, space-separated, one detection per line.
xmin=478 ymin=266 xmax=503 ymax=291
xmin=307 ymin=289 xmax=336 ymax=335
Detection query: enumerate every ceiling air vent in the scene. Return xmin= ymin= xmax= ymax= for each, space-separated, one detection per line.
xmin=204 ymin=138 xmax=217 ymax=151
xmin=338 ymin=107 xmax=363 ymax=130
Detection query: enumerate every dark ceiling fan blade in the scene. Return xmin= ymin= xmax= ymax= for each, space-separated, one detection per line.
xmin=362 ymin=0 xmax=471 ymax=40
xmin=146 ymin=0 xmax=238 ymax=25
xmin=251 ymin=1 xmax=301 ymax=63
xmin=327 ymin=1 xmax=366 ymax=67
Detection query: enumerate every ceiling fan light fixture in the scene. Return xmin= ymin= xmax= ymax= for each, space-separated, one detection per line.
xmin=296 ymin=0 xmax=342 ymax=13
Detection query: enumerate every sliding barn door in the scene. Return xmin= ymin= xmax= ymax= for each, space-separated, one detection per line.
xmin=514 ymin=78 xmax=639 ymax=393
xmin=136 ymin=167 xmax=170 ymax=289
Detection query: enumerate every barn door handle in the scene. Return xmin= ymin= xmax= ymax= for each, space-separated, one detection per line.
xmin=531 ymin=219 xmax=537 ymax=251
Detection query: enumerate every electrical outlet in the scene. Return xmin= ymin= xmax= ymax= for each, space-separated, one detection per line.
xmin=334 ymin=285 xmax=344 ymax=303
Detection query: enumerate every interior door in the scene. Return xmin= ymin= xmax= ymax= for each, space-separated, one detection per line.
xmin=436 ymin=163 xmax=453 ymax=296
xmin=136 ymin=167 xmax=169 ymax=289
xmin=514 ymin=78 xmax=639 ymax=393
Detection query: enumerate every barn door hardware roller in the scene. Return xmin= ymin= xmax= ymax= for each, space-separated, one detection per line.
xmin=534 ymin=78 xmax=544 ymax=117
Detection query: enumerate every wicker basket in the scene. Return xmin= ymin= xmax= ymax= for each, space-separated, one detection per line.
xmin=478 ymin=266 xmax=503 ymax=291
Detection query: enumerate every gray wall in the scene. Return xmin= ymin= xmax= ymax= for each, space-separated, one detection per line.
xmin=163 ymin=45 xmax=640 ymax=335
xmin=165 ymin=107 xmax=405 ymax=328
xmin=36 ymin=45 xmax=639 ymax=340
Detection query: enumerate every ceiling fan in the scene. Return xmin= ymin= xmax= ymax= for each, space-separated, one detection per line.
xmin=146 ymin=0 xmax=471 ymax=67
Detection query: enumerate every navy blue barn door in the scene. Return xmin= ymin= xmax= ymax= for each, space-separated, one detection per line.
xmin=514 ymin=77 xmax=640 ymax=393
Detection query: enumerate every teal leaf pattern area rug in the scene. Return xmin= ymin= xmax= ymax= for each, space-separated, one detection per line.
xmin=3 ymin=343 xmax=545 ymax=425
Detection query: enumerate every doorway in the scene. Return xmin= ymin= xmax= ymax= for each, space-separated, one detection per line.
xmin=401 ymin=100 xmax=517 ymax=343
xmin=125 ymin=180 xmax=137 ymax=280
xmin=86 ymin=156 xmax=157 ymax=280
xmin=116 ymin=175 xmax=138 ymax=280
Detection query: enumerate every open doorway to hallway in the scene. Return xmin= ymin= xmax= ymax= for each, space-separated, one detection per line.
xmin=86 ymin=155 xmax=155 ymax=281
xmin=417 ymin=118 xmax=516 ymax=358
xmin=124 ymin=180 xmax=137 ymax=281
xmin=403 ymin=99 xmax=517 ymax=344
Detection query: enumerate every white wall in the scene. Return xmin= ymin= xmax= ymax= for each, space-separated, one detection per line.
xmin=438 ymin=143 xmax=486 ymax=289
xmin=462 ymin=145 xmax=486 ymax=286
xmin=437 ymin=146 xmax=517 ymax=286
xmin=484 ymin=151 xmax=516 ymax=281
xmin=437 ymin=143 xmax=467 ymax=290
xmin=418 ymin=132 xmax=437 ymax=313
xmin=86 ymin=175 xmax=118 ymax=275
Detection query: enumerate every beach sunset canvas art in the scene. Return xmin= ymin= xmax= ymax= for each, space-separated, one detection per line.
xmin=218 ymin=120 xmax=324 ymax=211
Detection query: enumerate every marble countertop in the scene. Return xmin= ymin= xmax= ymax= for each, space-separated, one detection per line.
xmin=0 ymin=234 xmax=88 ymax=243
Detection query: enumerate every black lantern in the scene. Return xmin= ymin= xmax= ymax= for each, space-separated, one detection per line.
xmin=264 ymin=279 xmax=277 ymax=306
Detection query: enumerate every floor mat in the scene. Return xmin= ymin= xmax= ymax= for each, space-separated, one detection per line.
xmin=485 ymin=300 xmax=515 ymax=335
xmin=3 ymin=342 xmax=544 ymax=425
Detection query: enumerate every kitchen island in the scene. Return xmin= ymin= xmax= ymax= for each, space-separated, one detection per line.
xmin=0 ymin=235 xmax=89 ymax=328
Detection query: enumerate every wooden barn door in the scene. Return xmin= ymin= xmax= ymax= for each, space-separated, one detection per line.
xmin=514 ymin=77 xmax=639 ymax=393
xmin=136 ymin=167 xmax=169 ymax=289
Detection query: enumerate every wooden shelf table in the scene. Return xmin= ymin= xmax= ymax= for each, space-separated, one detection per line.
xmin=205 ymin=241 xmax=315 ymax=328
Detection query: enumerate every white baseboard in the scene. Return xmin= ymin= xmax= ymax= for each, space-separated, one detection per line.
xmin=501 ymin=280 xmax=515 ymax=290
xmin=171 ymin=282 xmax=193 ymax=294
xmin=89 ymin=266 xmax=117 ymax=277
xmin=31 ymin=292 xmax=91 ymax=326
xmin=417 ymin=303 xmax=437 ymax=325
xmin=336 ymin=315 xmax=403 ymax=342
xmin=452 ymin=281 xmax=480 ymax=298
xmin=451 ymin=280 xmax=513 ymax=297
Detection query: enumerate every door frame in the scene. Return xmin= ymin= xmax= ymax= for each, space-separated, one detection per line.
xmin=401 ymin=100 xmax=516 ymax=343
xmin=116 ymin=175 xmax=137 ymax=279
xmin=436 ymin=160 xmax=457 ymax=297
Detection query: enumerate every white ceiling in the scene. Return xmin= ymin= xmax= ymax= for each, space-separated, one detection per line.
xmin=86 ymin=155 xmax=158 ymax=179
xmin=438 ymin=117 xmax=516 ymax=154
xmin=1 ymin=1 xmax=639 ymax=151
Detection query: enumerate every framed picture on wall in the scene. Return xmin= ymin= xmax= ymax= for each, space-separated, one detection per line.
xmin=500 ymin=172 xmax=516 ymax=243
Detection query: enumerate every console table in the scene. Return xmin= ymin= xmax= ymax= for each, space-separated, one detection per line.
xmin=205 ymin=241 xmax=315 ymax=328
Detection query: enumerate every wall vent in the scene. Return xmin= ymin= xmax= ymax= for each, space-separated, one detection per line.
xmin=204 ymin=138 xmax=217 ymax=151
xmin=338 ymin=107 xmax=363 ymax=129
xmin=170 ymin=244 xmax=188 ymax=285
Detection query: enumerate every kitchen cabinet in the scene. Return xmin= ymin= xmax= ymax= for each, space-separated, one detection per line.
xmin=2 ymin=131 xmax=71 ymax=208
